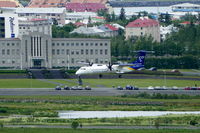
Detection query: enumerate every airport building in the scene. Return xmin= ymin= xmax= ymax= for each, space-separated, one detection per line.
xmin=0 ymin=32 xmax=111 ymax=69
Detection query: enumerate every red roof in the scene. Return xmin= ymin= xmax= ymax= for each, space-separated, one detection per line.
xmin=105 ymin=24 xmax=118 ymax=31
xmin=0 ymin=1 xmax=18 ymax=7
xmin=66 ymin=3 xmax=106 ymax=12
xmin=74 ymin=22 xmax=85 ymax=27
xmin=126 ymin=18 xmax=159 ymax=28
xmin=30 ymin=18 xmax=48 ymax=21
xmin=180 ymin=21 xmax=190 ymax=25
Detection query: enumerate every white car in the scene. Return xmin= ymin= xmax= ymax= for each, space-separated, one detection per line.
xmin=148 ymin=86 xmax=154 ymax=90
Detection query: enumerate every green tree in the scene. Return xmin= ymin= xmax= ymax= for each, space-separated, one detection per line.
xmin=154 ymin=119 xmax=160 ymax=129
xmin=71 ymin=121 xmax=79 ymax=129
xmin=119 ymin=7 xmax=126 ymax=21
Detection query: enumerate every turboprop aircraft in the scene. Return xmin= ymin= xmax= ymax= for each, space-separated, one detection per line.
xmin=75 ymin=50 xmax=148 ymax=75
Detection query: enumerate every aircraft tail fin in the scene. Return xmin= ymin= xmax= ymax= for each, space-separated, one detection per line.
xmin=132 ymin=50 xmax=146 ymax=65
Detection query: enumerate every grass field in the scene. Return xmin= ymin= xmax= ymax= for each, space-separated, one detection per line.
xmin=52 ymin=79 xmax=200 ymax=88
xmin=1 ymin=128 xmax=200 ymax=133
xmin=0 ymin=79 xmax=55 ymax=88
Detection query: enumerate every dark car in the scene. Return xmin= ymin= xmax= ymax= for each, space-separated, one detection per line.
xmin=85 ymin=86 xmax=91 ymax=90
xmin=133 ymin=86 xmax=139 ymax=90
xmin=64 ymin=86 xmax=70 ymax=90
xmin=125 ymin=85 xmax=133 ymax=90
xmin=116 ymin=86 xmax=123 ymax=90
xmin=55 ymin=86 xmax=61 ymax=90
xmin=191 ymin=87 xmax=197 ymax=90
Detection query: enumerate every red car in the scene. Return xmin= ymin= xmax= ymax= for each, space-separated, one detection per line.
xmin=184 ymin=87 xmax=191 ymax=90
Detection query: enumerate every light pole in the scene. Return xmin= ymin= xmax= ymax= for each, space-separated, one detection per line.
xmin=163 ymin=70 xmax=166 ymax=87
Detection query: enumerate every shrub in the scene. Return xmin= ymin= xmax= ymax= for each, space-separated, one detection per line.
xmin=71 ymin=121 xmax=79 ymax=129
xmin=190 ymin=120 xmax=198 ymax=126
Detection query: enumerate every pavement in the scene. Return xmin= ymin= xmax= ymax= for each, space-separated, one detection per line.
xmin=1 ymin=88 xmax=200 ymax=96
xmin=4 ymin=125 xmax=200 ymax=129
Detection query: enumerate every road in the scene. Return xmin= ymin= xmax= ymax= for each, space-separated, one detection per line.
xmin=4 ymin=125 xmax=200 ymax=129
xmin=1 ymin=88 xmax=200 ymax=96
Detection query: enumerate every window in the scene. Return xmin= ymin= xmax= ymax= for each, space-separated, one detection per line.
xmin=90 ymin=43 xmax=93 ymax=46
xmin=57 ymin=49 xmax=60 ymax=55
xmin=61 ymin=49 xmax=64 ymax=55
xmin=105 ymin=43 xmax=108 ymax=46
xmin=16 ymin=49 xmax=20 ymax=55
xmin=12 ymin=43 xmax=15 ymax=46
xmin=52 ymin=49 xmax=55 ymax=55
xmin=141 ymin=32 xmax=143 ymax=35
xmin=7 ymin=43 xmax=10 ymax=46
xmin=66 ymin=49 xmax=69 ymax=55
xmin=71 ymin=43 xmax=74 ymax=46
xmin=66 ymin=43 xmax=69 ymax=46
xmin=141 ymin=27 xmax=143 ymax=30
xmin=100 ymin=50 xmax=103 ymax=54
xmin=105 ymin=49 xmax=108 ymax=55
xmin=71 ymin=58 xmax=74 ymax=63
xmin=90 ymin=49 xmax=93 ymax=55
xmin=81 ymin=43 xmax=84 ymax=46
xmin=95 ymin=43 xmax=98 ymax=46
xmin=71 ymin=51 xmax=74 ymax=55
xmin=62 ymin=61 xmax=65 ymax=64
xmin=52 ymin=43 xmax=55 ymax=46
xmin=76 ymin=51 xmax=79 ymax=55
xmin=2 ymin=61 xmax=5 ymax=64
xmin=95 ymin=49 xmax=98 ymax=54
xmin=100 ymin=43 xmax=103 ymax=46
xmin=86 ymin=49 xmax=88 ymax=55
xmin=12 ymin=60 xmax=15 ymax=64
xmin=81 ymin=49 xmax=84 ymax=54
xmin=7 ymin=49 xmax=10 ymax=55
xmin=57 ymin=43 xmax=59 ymax=46
xmin=76 ymin=43 xmax=79 ymax=46
xmin=95 ymin=58 xmax=98 ymax=63
xmin=86 ymin=43 xmax=88 ymax=46
xmin=62 ymin=43 xmax=64 ymax=46
xmin=2 ymin=49 xmax=5 ymax=55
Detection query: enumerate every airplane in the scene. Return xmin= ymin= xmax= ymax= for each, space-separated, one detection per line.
xmin=75 ymin=50 xmax=147 ymax=76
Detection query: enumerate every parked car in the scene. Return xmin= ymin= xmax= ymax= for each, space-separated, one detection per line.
xmin=184 ymin=87 xmax=191 ymax=90
xmin=191 ymin=87 xmax=198 ymax=90
xmin=116 ymin=86 xmax=123 ymax=90
xmin=125 ymin=85 xmax=133 ymax=90
xmin=171 ymin=69 xmax=180 ymax=73
xmin=133 ymin=86 xmax=139 ymax=90
xmin=172 ymin=86 xmax=178 ymax=90
xmin=148 ymin=86 xmax=154 ymax=90
xmin=55 ymin=86 xmax=61 ymax=90
xmin=77 ymin=86 xmax=83 ymax=90
xmin=64 ymin=86 xmax=70 ymax=90
xmin=71 ymin=86 xmax=78 ymax=90
xmin=149 ymin=67 xmax=157 ymax=71
xmin=85 ymin=86 xmax=91 ymax=90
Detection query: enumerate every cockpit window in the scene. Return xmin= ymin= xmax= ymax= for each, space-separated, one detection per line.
xmin=80 ymin=68 xmax=86 ymax=70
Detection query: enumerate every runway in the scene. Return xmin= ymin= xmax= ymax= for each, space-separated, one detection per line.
xmin=1 ymin=88 xmax=200 ymax=96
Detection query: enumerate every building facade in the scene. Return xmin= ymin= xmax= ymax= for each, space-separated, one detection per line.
xmin=0 ymin=14 xmax=19 ymax=38
xmin=0 ymin=32 xmax=111 ymax=69
xmin=125 ymin=17 xmax=160 ymax=42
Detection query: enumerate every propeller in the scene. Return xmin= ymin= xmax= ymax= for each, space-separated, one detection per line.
xmin=77 ymin=61 xmax=93 ymax=66
xmin=107 ymin=62 xmax=113 ymax=71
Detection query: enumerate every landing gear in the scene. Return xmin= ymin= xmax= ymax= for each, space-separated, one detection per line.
xmin=99 ymin=74 xmax=102 ymax=79
xmin=78 ymin=76 xmax=83 ymax=86
xmin=118 ymin=74 xmax=122 ymax=78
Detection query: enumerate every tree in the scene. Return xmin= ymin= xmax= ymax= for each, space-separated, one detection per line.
xmin=71 ymin=121 xmax=79 ymax=129
xmin=111 ymin=11 xmax=116 ymax=21
xmin=190 ymin=120 xmax=198 ymax=126
xmin=154 ymin=119 xmax=160 ymax=129
xmin=119 ymin=7 xmax=126 ymax=21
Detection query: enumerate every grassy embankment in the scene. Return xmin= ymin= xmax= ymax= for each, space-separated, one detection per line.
xmin=52 ymin=78 xmax=200 ymax=88
xmin=0 ymin=78 xmax=199 ymax=88
xmin=1 ymin=128 xmax=200 ymax=133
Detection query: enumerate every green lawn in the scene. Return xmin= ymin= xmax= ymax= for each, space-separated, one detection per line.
xmin=0 ymin=79 xmax=55 ymax=88
xmin=1 ymin=128 xmax=200 ymax=133
xmin=52 ymin=79 xmax=200 ymax=88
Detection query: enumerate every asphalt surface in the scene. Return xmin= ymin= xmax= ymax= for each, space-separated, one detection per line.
xmin=1 ymin=88 xmax=200 ymax=96
xmin=4 ymin=125 xmax=200 ymax=129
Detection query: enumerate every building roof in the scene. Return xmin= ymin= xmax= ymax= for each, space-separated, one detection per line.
xmin=15 ymin=8 xmax=66 ymax=14
xmin=70 ymin=0 xmax=107 ymax=4
xmin=104 ymin=24 xmax=118 ymax=31
xmin=172 ymin=3 xmax=200 ymax=7
xmin=74 ymin=22 xmax=85 ymax=27
xmin=126 ymin=17 xmax=159 ymax=28
xmin=66 ymin=3 xmax=106 ymax=12
xmin=28 ymin=0 xmax=67 ymax=8
xmin=0 ymin=1 xmax=19 ymax=7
